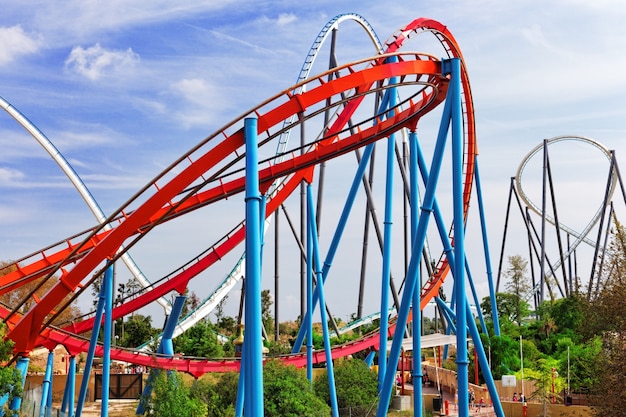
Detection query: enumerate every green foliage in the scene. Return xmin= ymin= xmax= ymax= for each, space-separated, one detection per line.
xmin=263 ymin=359 xmax=330 ymax=417
xmin=261 ymin=289 xmax=274 ymax=334
xmin=503 ymin=255 xmax=533 ymax=326
xmin=173 ymin=319 xmax=224 ymax=358
xmin=189 ymin=373 xmax=238 ymax=417
xmin=555 ymin=336 xmax=601 ymax=392
xmin=144 ymin=371 xmax=207 ymax=417
xmin=0 ymin=324 xmax=22 ymax=411
xmin=314 ymin=358 xmax=378 ymax=414
xmin=522 ymin=358 xmax=564 ymax=417
xmin=589 ymin=332 xmax=626 ymax=416
xmin=484 ymin=334 xmax=520 ymax=379
xmin=121 ymin=314 xmax=160 ymax=348
xmin=481 ymin=292 xmax=531 ymax=329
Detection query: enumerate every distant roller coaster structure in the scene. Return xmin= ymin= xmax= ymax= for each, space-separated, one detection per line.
xmin=0 ymin=14 xmax=506 ymax=417
xmin=497 ymin=135 xmax=626 ymax=307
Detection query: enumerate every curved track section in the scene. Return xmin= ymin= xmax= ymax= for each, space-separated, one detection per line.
xmin=2 ymin=50 xmax=447 ymax=354
xmin=515 ymin=135 xmax=616 ymax=248
xmin=0 ymin=17 xmax=478 ymax=376
xmin=381 ymin=18 xmax=477 ymax=308
xmin=169 ymin=12 xmax=385 ymax=344
xmin=0 ymin=96 xmax=172 ymax=314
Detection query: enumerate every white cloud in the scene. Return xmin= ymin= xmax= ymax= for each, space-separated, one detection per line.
xmin=65 ymin=43 xmax=140 ymax=80
xmin=0 ymin=167 xmax=25 ymax=185
xmin=172 ymin=78 xmax=214 ymax=105
xmin=0 ymin=25 xmax=41 ymax=66
xmin=170 ymin=78 xmax=224 ymax=128
xmin=276 ymin=13 xmax=297 ymax=26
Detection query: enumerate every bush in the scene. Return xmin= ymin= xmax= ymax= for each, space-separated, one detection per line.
xmin=144 ymin=371 xmax=206 ymax=417
xmin=263 ymin=359 xmax=331 ymax=417
xmin=314 ymin=357 xmax=379 ymax=416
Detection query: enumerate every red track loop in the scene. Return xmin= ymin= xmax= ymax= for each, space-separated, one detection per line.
xmin=1 ymin=17 xmax=476 ymax=376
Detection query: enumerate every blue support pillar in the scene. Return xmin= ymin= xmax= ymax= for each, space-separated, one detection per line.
xmin=136 ymin=295 xmax=187 ymax=415
xmin=9 ymin=356 xmax=29 ymax=417
xmin=433 ymin=299 xmax=505 ymax=417
xmin=235 ymin=351 xmax=245 ymax=417
xmin=243 ymin=117 xmax=264 ymax=417
xmin=306 ymin=189 xmax=314 ymax=382
xmin=474 ymin=158 xmax=501 ymax=336
xmin=307 ymin=185 xmax=339 ymax=417
xmin=75 ymin=265 xmax=109 ymax=417
xmin=465 ymin=301 xmax=504 ymax=417
xmin=447 ymin=58 xmax=470 ymax=417
xmin=61 ymin=356 xmax=76 ymax=417
xmin=291 ymin=143 xmax=376 ymax=353
xmin=375 ymin=58 xmax=457 ymax=417
xmin=39 ymin=351 xmax=54 ymax=417
xmin=101 ymin=263 xmax=114 ymax=417
xmin=409 ymin=130 xmax=423 ymax=417
xmin=378 ymin=61 xmax=398 ymax=389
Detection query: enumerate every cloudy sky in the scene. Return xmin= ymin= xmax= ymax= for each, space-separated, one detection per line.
xmin=2 ymin=1 xmax=626 ymax=325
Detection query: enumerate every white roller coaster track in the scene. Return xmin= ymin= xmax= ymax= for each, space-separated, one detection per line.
xmin=514 ymin=135 xmax=617 ymax=282
xmin=145 ymin=13 xmax=387 ymax=347
xmin=0 ymin=95 xmax=172 ymax=314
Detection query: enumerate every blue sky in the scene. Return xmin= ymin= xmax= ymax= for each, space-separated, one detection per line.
xmin=2 ymin=1 xmax=626 ymax=324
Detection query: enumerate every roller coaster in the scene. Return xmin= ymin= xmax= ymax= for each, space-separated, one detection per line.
xmin=0 ymin=13 xmax=515 ymax=417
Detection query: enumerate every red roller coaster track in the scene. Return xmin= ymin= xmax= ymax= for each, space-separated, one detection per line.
xmin=0 ymin=18 xmax=476 ymax=376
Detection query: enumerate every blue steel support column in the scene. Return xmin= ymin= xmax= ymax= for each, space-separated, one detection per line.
xmin=136 ymin=295 xmax=187 ymax=415
xmin=434 ymin=298 xmax=459 ymax=334
xmin=307 ymin=185 xmax=339 ymax=417
xmin=306 ymin=189 xmax=314 ymax=382
xmin=379 ymin=69 xmax=398 ymax=388
xmin=291 ymin=143 xmax=375 ymax=353
xmin=160 ymin=296 xmax=187 ymax=356
xmin=409 ymin=130 xmax=423 ymax=417
xmin=435 ymin=300 xmax=505 ymax=417
xmin=474 ymin=158 xmax=501 ymax=336
xmin=243 ymin=117 xmax=264 ymax=417
xmin=235 ymin=351 xmax=245 ymax=417
xmin=9 ymin=356 xmax=29 ymax=416
xmin=101 ymin=264 xmax=114 ymax=417
xmin=465 ymin=301 xmax=505 ymax=417
xmin=465 ymin=264 xmax=488 ymax=335
xmin=39 ymin=351 xmax=54 ymax=417
xmin=76 ymin=267 xmax=108 ymax=417
xmin=447 ymin=58 xmax=470 ymax=417
xmin=375 ymin=60 xmax=456 ymax=417
xmin=61 ymin=356 xmax=76 ymax=417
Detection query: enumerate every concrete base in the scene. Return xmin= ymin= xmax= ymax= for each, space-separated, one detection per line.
xmin=391 ymin=395 xmax=412 ymax=411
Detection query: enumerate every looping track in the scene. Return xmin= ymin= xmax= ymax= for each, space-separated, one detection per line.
xmin=0 ymin=17 xmax=476 ymax=376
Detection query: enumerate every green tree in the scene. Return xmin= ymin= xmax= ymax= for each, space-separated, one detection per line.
xmin=173 ymin=319 xmax=224 ymax=358
xmin=122 ymin=314 xmax=159 ymax=348
xmin=590 ymin=332 xmax=626 ymax=416
xmin=504 ymin=255 xmax=532 ymax=326
xmin=485 ymin=334 xmax=520 ymax=380
xmin=481 ymin=293 xmax=530 ymax=330
xmin=261 ymin=289 xmax=274 ymax=337
xmin=523 ymin=358 xmax=565 ymax=417
xmin=554 ymin=336 xmax=601 ymax=394
xmin=189 ymin=373 xmax=238 ymax=417
xmin=263 ymin=359 xmax=330 ymax=417
xmin=314 ymin=357 xmax=378 ymax=415
xmin=0 ymin=323 xmax=22 ymax=412
xmin=143 ymin=371 xmax=206 ymax=417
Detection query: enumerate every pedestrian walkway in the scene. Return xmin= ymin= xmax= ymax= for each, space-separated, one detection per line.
xmin=398 ymin=383 xmax=496 ymax=417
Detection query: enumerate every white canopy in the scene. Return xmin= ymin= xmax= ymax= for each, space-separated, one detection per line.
xmin=386 ymin=333 xmax=457 ymax=352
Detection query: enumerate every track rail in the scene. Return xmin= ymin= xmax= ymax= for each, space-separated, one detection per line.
xmin=3 ymin=51 xmax=446 ymax=353
xmin=1 ymin=17 xmax=478 ymax=376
